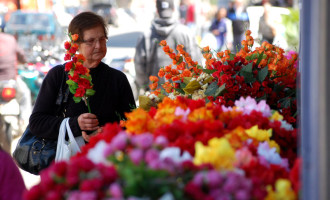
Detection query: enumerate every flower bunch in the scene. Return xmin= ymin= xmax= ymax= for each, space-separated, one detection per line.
xmin=24 ymin=97 xmax=300 ymax=199
xmin=23 ymin=157 xmax=118 ymax=200
xmin=144 ymin=30 xmax=298 ymax=126
xmin=64 ymin=33 xmax=95 ymax=112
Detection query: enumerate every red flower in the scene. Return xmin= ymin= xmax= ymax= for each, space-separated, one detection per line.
xmin=78 ymin=78 xmax=92 ymax=89
xmin=74 ymin=87 xmax=85 ymax=97
xmin=64 ymin=53 xmax=71 ymax=61
xmin=64 ymin=41 xmax=71 ymax=50
xmin=65 ymin=61 xmax=73 ymax=72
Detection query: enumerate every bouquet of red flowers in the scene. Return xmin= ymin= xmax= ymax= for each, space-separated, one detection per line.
xmin=64 ymin=33 xmax=95 ymax=112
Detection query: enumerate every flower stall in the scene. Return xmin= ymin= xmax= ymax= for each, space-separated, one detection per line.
xmin=23 ymin=31 xmax=300 ymax=200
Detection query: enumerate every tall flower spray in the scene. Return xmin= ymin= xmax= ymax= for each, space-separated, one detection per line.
xmin=64 ymin=33 xmax=95 ymax=113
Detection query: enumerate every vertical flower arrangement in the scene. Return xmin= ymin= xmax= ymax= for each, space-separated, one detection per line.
xmin=64 ymin=33 xmax=95 ymax=113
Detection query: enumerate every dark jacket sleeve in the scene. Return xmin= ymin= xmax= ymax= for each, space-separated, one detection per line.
xmin=29 ymin=65 xmax=67 ymax=140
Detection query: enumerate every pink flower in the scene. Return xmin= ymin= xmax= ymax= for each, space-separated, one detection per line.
xmin=145 ymin=148 xmax=160 ymax=164
xmin=111 ymin=131 xmax=129 ymax=150
xmin=109 ymin=183 xmax=123 ymax=198
xmin=129 ymin=149 xmax=144 ymax=165
xmin=154 ymin=135 xmax=169 ymax=148
xmin=131 ymin=133 xmax=153 ymax=150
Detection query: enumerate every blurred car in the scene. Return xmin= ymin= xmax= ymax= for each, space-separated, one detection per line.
xmin=4 ymin=11 xmax=65 ymax=49
xmin=91 ymin=3 xmax=118 ymax=26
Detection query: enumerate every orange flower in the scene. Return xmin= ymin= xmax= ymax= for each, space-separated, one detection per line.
xmin=202 ymin=46 xmax=210 ymax=52
xmin=71 ymin=34 xmax=79 ymax=41
xmin=149 ymin=82 xmax=158 ymax=90
xmin=149 ymin=76 xmax=159 ymax=83
xmin=182 ymin=69 xmax=192 ymax=77
xmin=159 ymin=40 xmax=167 ymax=46
xmin=158 ymin=69 xmax=165 ymax=78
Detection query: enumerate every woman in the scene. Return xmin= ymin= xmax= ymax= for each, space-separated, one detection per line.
xmin=29 ymin=12 xmax=136 ymax=142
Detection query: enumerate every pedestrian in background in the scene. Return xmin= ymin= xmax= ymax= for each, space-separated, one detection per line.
xmin=209 ymin=7 xmax=233 ymax=51
xmin=258 ymin=2 xmax=277 ymax=44
xmin=227 ymin=0 xmax=250 ymax=52
xmin=134 ymin=0 xmax=201 ymax=93
xmin=0 ymin=32 xmax=32 ymax=153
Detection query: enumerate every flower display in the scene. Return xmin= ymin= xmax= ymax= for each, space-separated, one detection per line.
xmin=143 ymin=31 xmax=298 ymax=126
xmin=25 ymin=97 xmax=300 ymax=200
xmin=64 ymin=33 xmax=95 ymax=112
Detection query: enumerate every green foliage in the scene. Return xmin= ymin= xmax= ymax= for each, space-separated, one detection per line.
xmin=109 ymin=155 xmax=185 ymax=199
xmin=281 ymin=8 xmax=300 ymax=50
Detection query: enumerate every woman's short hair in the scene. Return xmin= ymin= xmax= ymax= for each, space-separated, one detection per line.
xmin=68 ymin=11 xmax=108 ymax=42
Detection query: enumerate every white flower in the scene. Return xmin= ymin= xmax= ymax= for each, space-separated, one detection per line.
xmin=159 ymin=147 xmax=192 ymax=164
xmin=87 ymin=141 xmax=108 ymax=164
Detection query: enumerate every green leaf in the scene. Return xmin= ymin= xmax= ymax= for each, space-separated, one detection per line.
xmin=183 ymin=77 xmax=192 ymax=85
xmin=240 ymin=62 xmax=253 ymax=73
xmin=183 ymin=80 xmax=201 ymax=94
xmin=203 ymin=76 xmax=214 ymax=84
xmin=229 ymin=53 xmax=235 ymax=60
xmin=240 ymin=71 xmax=256 ymax=83
xmin=204 ymin=81 xmax=219 ymax=96
xmin=256 ymin=51 xmax=264 ymax=66
xmin=280 ymin=98 xmax=291 ymax=108
xmin=215 ymin=84 xmax=226 ymax=96
xmin=257 ymin=66 xmax=269 ymax=82
xmin=69 ymin=86 xmax=77 ymax=94
xmin=174 ymin=88 xmax=185 ymax=94
xmin=202 ymin=69 xmax=216 ymax=74
xmin=73 ymin=96 xmax=81 ymax=103
xmin=66 ymin=79 xmax=76 ymax=86
xmin=86 ymin=89 xmax=95 ymax=96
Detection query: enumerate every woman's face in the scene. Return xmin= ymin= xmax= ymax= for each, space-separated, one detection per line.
xmin=78 ymin=26 xmax=107 ymax=68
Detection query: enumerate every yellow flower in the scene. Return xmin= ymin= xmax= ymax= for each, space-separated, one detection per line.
xmin=194 ymin=138 xmax=236 ymax=170
xmin=271 ymin=111 xmax=284 ymax=121
xmin=188 ymin=107 xmax=214 ymax=122
xmin=245 ymin=125 xmax=272 ymax=141
xmin=265 ymin=179 xmax=297 ymax=200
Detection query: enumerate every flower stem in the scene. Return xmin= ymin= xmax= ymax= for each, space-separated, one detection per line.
xmin=87 ymin=99 xmax=91 ymax=113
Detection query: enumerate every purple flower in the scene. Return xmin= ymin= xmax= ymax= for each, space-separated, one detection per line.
xmin=68 ymin=191 xmax=97 ymax=200
xmin=206 ymin=170 xmax=223 ymax=188
xmin=145 ymin=148 xmax=160 ymax=164
xmin=235 ymin=189 xmax=250 ymax=200
xmin=154 ymin=136 xmax=169 ymax=148
xmin=192 ymin=172 xmax=205 ymax=187
xmin=223 ymin=172 xmax=240 ymax=193
xmin=129 ymin=149 xmax=144 ymax=165
xmin=111 ymin=131 xmax=129 ymax=150
xmin=131 ymin=133 xmax=153 ymax=150
xmin=109 ymin=183 xmax=123 ymax=198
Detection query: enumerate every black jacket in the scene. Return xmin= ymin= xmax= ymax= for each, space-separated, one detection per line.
xmin=29 ymin=62 xmax=135 ymax=140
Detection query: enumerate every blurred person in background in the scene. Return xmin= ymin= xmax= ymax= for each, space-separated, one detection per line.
xmin=0 ymin=145 xmax=26 ymax=200
xmin=258 ymin=2 xmax=277 ymax=44
xmin=134 ymin=0 xmax=201 ymax=93
xmin=209 ymin=7 xmax=233 ymax=51
xmin=227 ymin=0 xmax=249 ymax=52
xmin=0 ymin=32 xmax=32 ymax=139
